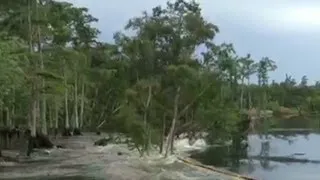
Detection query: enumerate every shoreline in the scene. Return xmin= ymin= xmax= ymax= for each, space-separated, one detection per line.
xmin=0 ymin=134 xmax=256 ymax=180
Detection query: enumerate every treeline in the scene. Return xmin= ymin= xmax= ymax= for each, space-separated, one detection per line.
xmin=0 ymin=0 xmax=317 ymax=156
xmin=249 ymin=74 xmax=320 ymax=117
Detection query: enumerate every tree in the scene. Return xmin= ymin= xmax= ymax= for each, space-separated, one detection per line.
xmin=1 ymin=0 xmax=319 ymax=159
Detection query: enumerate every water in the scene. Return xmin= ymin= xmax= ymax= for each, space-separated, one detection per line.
xmin=191 ymin=119 xmax=320 ymax=180
xmin=246 ymin=133 xmax=320 ymax=179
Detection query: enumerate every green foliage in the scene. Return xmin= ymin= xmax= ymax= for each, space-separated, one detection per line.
xmin=267 ymin=101 xmax=280 ymax=112
xmin=36 ymin=71 xmax=63 ymax=81
xmin=0 ymin=0 xmax=319 ymax=156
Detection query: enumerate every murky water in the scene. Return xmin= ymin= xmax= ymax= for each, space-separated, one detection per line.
xmin=192 ymin=119 xmax=320 ymax=180
xmin=244 ymin=133 xmax=320 ymax=180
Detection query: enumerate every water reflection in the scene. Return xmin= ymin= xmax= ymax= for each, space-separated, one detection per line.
xmin=190 ymin=137 xmax=248 ymax=173
xmin=192 ymin=131 xmax=320 ymax=180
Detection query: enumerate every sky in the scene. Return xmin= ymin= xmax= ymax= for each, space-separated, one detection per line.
xmin=66 ymin=0 xmax=320 ymax=84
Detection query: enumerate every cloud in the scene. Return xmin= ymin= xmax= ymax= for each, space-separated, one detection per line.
xmin=276 ymin=6 xmax=320 ymax=31
xmin=65 ymin=0 xmax=168 ymax=40
xmin=65 ymin=0 xmax=320 ymax=36
xmin=200 ymin=0 xmax=320 ymax=34
xmin=61 ymin=0 xmax=320 ymax=82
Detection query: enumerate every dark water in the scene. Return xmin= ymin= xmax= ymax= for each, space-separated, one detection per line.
xmin=192 ymin=119 xmax=320 ymax=180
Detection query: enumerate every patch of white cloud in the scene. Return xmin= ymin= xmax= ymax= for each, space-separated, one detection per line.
xmin=275 ymin=6 xmax=320 ymax=31
xmin=200 ymin=0 xmax=320 ymax=33
xmin=64 ymin=0 xmax=320 ymax=35
xmin=57 ymin=0 xmax=320 ymax=82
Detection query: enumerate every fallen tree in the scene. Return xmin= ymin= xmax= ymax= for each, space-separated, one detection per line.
xmin=178 ymin=156 xmax=257 ymax=180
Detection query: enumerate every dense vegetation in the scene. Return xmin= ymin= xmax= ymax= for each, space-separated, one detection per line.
xmin=0 ymin=0 xmax=319 ymax=157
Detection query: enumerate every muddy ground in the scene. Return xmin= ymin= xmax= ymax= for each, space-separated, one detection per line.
xmin=0 ymin=133 xmax=238 ymax=180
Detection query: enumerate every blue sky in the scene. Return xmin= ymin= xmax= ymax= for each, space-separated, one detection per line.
xmin=66 ymin=0 xmax=320 ymax=84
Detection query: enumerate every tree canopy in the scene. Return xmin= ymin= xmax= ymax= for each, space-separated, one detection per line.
xmin=0 ymin=0 xmax=318 ymax=156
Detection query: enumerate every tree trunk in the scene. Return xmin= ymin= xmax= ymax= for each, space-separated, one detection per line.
xmin=28 ymin=84 xmax=38 ymax=155
xmin=247 ymin=78 xmax=252 ymax=109
xmin=74 ymin=78 xmax=79 ymax=128
xmin=36 ymin=98 xmax=40 ymax=129
xmin=64 ymin=86 xmax=70 ymax=130
xmin=143 ymin=86 xmax=152 ymax=155
xmin=73 ymin=76 xmax=81 ymax=135
xmin=27 ymin=0 xmax=37 ymax=157
xmin=159 ymin=113 xmax=166 ymax=154
xmin=48 ymin=104 xmax=53 ymax=131
xmin=63 ymin=59 xmax=71 ymax=136
xmin=40 ymin=99 xmax=47 ymax=135
xmin=54 ymin=99 xmax=59 ymax=137
xmin=240 ymin=77 xmax=245 ymax=110
xmin=0 ymin=105 xmax=3 ymax=127
xmin=36 ymin=3 xmax=47 ymax=135
xmin=170 ymin=126 xmax=175 ymax=154
xmin=30 ymin=96 xmax=37 ymax=140
xmin=165 ymin=86 xmax=180 ymax=157
xmin=4 ymin=107 xmax=11 ymax=128
xmin=11 ymin=104 xmax=15 ymax=127
xmin=89 ymin=88 xmax=99 ymax=128
xmin=79 ymin=81 xmax=85 ymax=128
